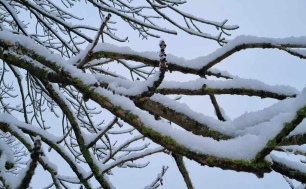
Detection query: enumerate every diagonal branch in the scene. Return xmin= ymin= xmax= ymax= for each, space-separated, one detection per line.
xmin=0 ymin=120 xmax=92 ymax=188
xmin=272 ymin=161 xmax=306 ymax=184
xmin=172 ymin=153 xmax=194 ymax=189
xmin=86 ymin=117 xmax=118 ymax=148
xmin=77 ymin=14 xmax=112 ymax=69
xmin=40 ymin=81 xmax=112 ymax=189
xmin=199 ymin=41 xmax=306 ymax=74
xmin=0 ymin=0 xmax=28 ymax=36
xmin=147 ymin=0 xmax=227 ymax=45
xmin=143 ymin=165 xmax=169 ymax=189
xmin=0 ymin=123 xmax=61 ymax=189
xmin=19 ymin=137 xmax=42 ymax=189
xmin=133 ymin=97 xmax=230 ymax=140
xmin=254 ymin=106 xmax=306 ymax=163
xmin=88 ymin=0 xmax=177 ymax=35
xmin=279 ymin=133 xmax=306 ymax=146
xmin=271 ymin=155 xmax=306 ymax=184
xmin=0 ymin=38 xmax=275 ymax=176
xmin=209 ymin=95 xmax=226 ymax=122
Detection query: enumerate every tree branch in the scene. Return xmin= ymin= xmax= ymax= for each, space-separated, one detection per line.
xmin=0 ymin=38 xmax=279 ymax=176
xmin=77 ymin=14 xmax=112 ymax=69
xmin=156 ymin=87 xmax=295 ymax=100
xmin=18 ymin=137 xmax=42 ymax=189
xmin=254 ymin=107 xmax=306 ymax=163
xmin=209 ymin=94 xmax=226 ymax=121
xmin=172 ymin=153 xmax=194 ymax=189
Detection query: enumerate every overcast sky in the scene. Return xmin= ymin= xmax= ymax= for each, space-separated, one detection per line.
xmin=24 ymin=0 xmax=306 ymax=188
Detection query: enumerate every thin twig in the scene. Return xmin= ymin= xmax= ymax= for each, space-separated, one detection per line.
xmin=77 ymin=14 xmax=112 ymax=69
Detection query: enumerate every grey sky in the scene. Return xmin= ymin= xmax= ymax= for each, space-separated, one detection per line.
xmin=22 ymin=0 xmax=306 ymax=188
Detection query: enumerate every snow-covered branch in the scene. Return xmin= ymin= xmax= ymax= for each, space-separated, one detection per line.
xmin=0 ymin=1 xmax=305 ymax=186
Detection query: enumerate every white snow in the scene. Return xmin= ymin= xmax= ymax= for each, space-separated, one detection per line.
xmin=0 ymin=30 xmax=306 ymax=162
xmin=271 ymin=154 xmax=306 ymax=173
xmin=289 ymin=119 xmax=306 ymax=136
xmin=92 ymin=86 xmax=306 ymax=160
xmin=159 ymin=76 xmax=298 ymax=96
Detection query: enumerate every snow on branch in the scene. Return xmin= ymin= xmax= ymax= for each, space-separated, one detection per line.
xmin=279 ymin=128 xmax=306 ymax=146
xmin=99 ymin=147 xmax=164 ymax=174
xmin=0 ymin=35 xmax=301 ymax=162
xmin=0 ymin=1 xmax=305 ymax=188
xmin=70 ymin=35 xmax=306 ymax=79
xmin=77 ymin=13 xmax=112 ymax=69
xmin=17 ymin=137 xmax=43 ymax=189
xmin=0 ymin=119 xmax=64 ymax=188
xmin=143 ymin=165 xmax=169 ymax=189
xmin=147 ymin=0 xmax=231 ymax=46
xmin=93 ymin=73 xmax=298 ymax=98
xmin=271 ymin=154 xmax=306 ymax=183
xmin=0 ymin=114 xmax=93 ymax=187
xmin=42 ymin=80 xmax=112 ymax=189
xmin=0 ymin=139 xmax=14 ymax=170
xmin=89 ymin=0 xmax=177 ymax=36
xmin=274 ymin=146 xmax=306 ymax=157
xmin=0 ymin=25 xmax=306 ymax=185
xmin=0 ymin=0 xmax=28 ymax=36
xmin=70 ymin=39 xmax=233 ymax=79
xmin=198 ymin=35 xmax=306 ymax=73
xmin=0 ymin=39 xmax=271 ymax=175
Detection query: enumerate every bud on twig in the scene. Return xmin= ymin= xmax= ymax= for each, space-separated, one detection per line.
xmin=159 ymin=40 xmax=167 ymax=72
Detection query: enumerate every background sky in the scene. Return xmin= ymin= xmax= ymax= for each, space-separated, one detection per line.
xmin=18 ymin=0 xmax=306 ymax=188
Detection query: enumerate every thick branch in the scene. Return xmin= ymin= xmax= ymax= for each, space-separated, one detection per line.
xmin=84 ymin=40 xmax=306 ymax=79
xmin=254 ymin=107 xmax=306 ymax=163
xmin=0 ymin=40 xmax=272 ymax=176
xmin=87 ymin=50 xmax=228 ymax=79
xmin=272 ymin=161 xmax=306 ymax=184
xmin=133 ymin=97 xmax=230 ymax=140
xmin=41 ymin=81 xmax=111 ymax=189
xmin=279 ymin=134 xmax=306 ymax=146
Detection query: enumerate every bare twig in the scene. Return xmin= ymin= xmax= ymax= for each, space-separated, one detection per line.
xmin=77 ymin=14 xmax=112 ymax=69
